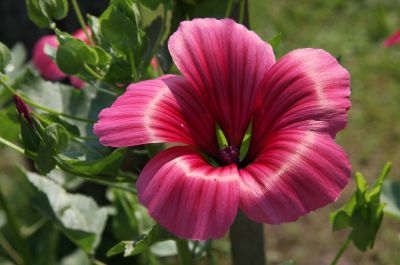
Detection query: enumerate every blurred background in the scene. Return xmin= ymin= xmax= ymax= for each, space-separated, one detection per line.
xmin=0 ymin=0 xmax=399 ymax=264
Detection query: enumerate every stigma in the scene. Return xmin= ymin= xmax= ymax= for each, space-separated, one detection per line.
xmin=218 ymin=146 xmax=240 ymax=166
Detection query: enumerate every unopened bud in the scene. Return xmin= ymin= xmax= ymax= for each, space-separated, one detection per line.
xmin=14 ymin=96 xmax=33 ymax=126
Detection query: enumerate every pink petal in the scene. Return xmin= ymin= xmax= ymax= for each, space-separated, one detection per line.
xmin=250 ymin=48 xmax=350 ymax=159
xmin=168 ymin=18 xmax=275 ymax=146
xmin=94 ymin=75 xmax=216 ymax=152
xmin=137 ymin=146 xmax=240 ymax=240
xmin=384 ymin=30 xmax=400 ymax=47
xmin=72 ymin=27 xmax=92 ymax=44
xmin=32 ymin=35 xmax=67 ymax=80
xmin=239 ymin=130 xmax=351 ymax=224
xmin=70 ymin=76 xmax=85 ymax=89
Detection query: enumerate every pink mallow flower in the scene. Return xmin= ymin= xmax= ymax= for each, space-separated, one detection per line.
xmin=94 ymin=19 xmax=351 ymax=240
xmin=32 ymin=28 xmax=90 ymax=88
xmin=384 ymin=30 xmax=400 ymax=47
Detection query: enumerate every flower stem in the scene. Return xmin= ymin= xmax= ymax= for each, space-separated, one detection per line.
xmin=0 ymin=136 xmax=24 ymax=154
xmin=69 ymin=0 xmax=95 ymax=46
xmin=230 ymin=211 xmax=266 ymax=265
xmin=239 ymin=0 xmax=245 ymax=24
xmin=0 ymin=232 xmax=24 ymax=265
xmin=0 ymin=78 xmax=95 ymax=123
xmin=176 ymin=239 xmax=193 ymax=265
xmin=83 ymin=63 xmax=104 ymax=81
xmin=224 ymin=0 xmax=233 ymax=18
xmin=330 ymin=235 xmax=351 ymax=265
xmin=128 ymin=44 xmax=138 ymax=82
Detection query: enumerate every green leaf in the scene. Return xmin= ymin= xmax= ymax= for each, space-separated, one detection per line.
xmin=368 ymin=162 xmax=392 ymax=202
xmin=216 ymin=124 xmax=228 ymax=148
xmin=107 ymin=224 xmax=175 ymax=257
xmin=35 ymin=124 xmax=70 ymax=174
xmin=140 ymin=0 xmax=171 ymax=10
xmin=239 ymin=121 xmax=252 ymax=161
xmin=19 ymin=170 xmax=108 ymax=253
xmin=381 ymin=180 xmax=400 ymax=219
xmin=99 ymin=0 xmax=141 ymax=53
xmin=25 ymin=0 xmax=68 ymax=27
xmin=330 ymin=163 xmax=391 ymax=252
xmin=268 ymin=32 xmax=282 ymax=50
xmin=59 ymin=148 xmax=126 ymax=176
xmin=41 ymin=0 xmax=69 ymax=20
xmin=0 ymin=42 xmax=11 ymax=73
xmin=56 ymin=32 xmax=98 ymax=75
xmin=19 ymin=115 xmax=42 ymax=154
xmin=25 ymin=0 xmax=51 ymax=27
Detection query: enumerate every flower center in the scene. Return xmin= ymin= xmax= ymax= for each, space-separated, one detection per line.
xmin=218 ymin=146 xmax=240 ymax=165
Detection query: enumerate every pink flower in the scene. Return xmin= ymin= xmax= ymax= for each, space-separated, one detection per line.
xmin=94 ymin=19 xmax=351 ymax=240
xmin=32 ymin=28 xmax=91 ymax=88
xmin=32 ymin=35 xmax=67 ymax=80
xmin=384 ymin=30 xmax=400 ymax=47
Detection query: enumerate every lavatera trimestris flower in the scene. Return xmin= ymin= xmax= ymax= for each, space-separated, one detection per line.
xmin=94 ymin=18 xmax=351 ymax=240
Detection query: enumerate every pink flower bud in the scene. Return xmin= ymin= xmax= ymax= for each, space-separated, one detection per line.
xmin=32 ymin=35 xmax=66 ymax=80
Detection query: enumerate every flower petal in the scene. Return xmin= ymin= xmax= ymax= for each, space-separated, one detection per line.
xmin=70 ymin=76 xmax=85 ymax=89
xmin=250 ymin=48 xmax=350 ymax=158
xmin=169 ymin=18 xmax=275 ymax=146
xmin=384 ymin=30 xmax=400 ymax=47
xmin=94 ymin=75 xmax=216 ymax=152
xmin=32 ymin=35 xmax=67 ymax=80
xmin=239 ymin=130 xmax=350 ymax=224
xmin=137 ymin=146 xmax=240 ymax=240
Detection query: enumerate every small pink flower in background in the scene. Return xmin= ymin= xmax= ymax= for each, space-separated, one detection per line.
xmin=32 ymin=35 xmax=66 ymax=80
xmin=94 ymin=18 xmax=351 ymax=240
xmin=32 ymin=28 xmax=91 ymax=88
xmin=384 ymin=30 xmax=400 ymax=47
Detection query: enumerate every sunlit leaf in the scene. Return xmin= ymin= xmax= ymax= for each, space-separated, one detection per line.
xmin=330 ymin=162 xmax=392 ymax=251
xmin=19 ymin=170 xmax=108 ymax=253
xmin=107 ymin=224 xmax=175 ymax=257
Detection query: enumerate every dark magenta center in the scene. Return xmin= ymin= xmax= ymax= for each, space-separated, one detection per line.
xmin=218 ymin=146 xmax=240 ymax=165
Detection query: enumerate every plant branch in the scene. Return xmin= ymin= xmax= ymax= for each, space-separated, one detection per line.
xmin=70 ymin=0 xmax=95 ymax=46
xmin=176 ymin=239 xmax=193 ymax=265
xmin=331 ymin=235 xmax=351 ymax=265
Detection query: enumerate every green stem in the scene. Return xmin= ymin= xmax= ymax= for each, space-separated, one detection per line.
xmin=128 ymin=45 xmax=138 ymax=82
xmin=70 ymin=0 xmax=95 ymax=46
xmin=331 ymin=235 xmax=351 ymax=265
xmin=239 ymin=0 xmax=245 ymax=24
xmin=0 ymin=188 xmax=32 ymax=264
xmin=83 ymin=64 xmax=104 ymax=81
xmin=0 ymin=79 xmax=95 ymax=123
xmin=176 ymin=240 xmax=193 ymax=265
xmin=224 ymin=0 xmax=233 ymax=18
xmin=0 ymin=136 xmax=24 ymax=154
xmin=0 ymin=232 xmax=24 ymax=265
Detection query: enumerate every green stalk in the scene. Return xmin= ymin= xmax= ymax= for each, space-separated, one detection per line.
xmin=70 ymin=0 xmax=95 ymax=46
xmin=0 ymin=79 xmax=95 ymax=123
xmin=0 ymin=232 xmax=24 ymax=265
xmin=0 ymin=188 xmax=32 ymax=264
xmin=176 ymin=240 xmax=194 ymax=265
xmin=83 ymin=64 xmax=104 ymax=81
xmin=330 ymin=235 xmax=351 ymax=265
xmin=239 ymin=0 xmax=245 ymax=24
xmin=128 ymin=44 xmax=138 ymax=82
xmin=224 ymin=0 xmax=233 ymax=18
xmin=0 ymin=136 xmax=24 ymax=154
